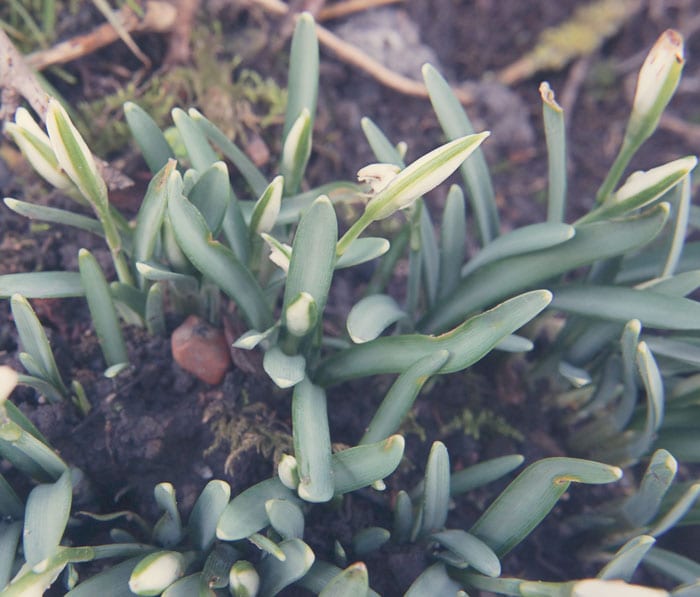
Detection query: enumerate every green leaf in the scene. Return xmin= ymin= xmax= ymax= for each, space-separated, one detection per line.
xmin=644 ymin=547 xmax=700 ymax=585
xmin=0 ymin=521 xmax=22 ymax=587
xmin=124 ymin=102 xmax=174 ymax=173
xmin=4 ymin=198 xmax=104 ymax=238
xmin=263 ymin=347 xmax=306 ymax=389
xmin=266 ymin=499 xmax=305 ymax=540
xmin=319 ymin=562 xmax=369 ymax=597
xmin=79 ymin=249 xmax=129 ymax=367
xmin=283 ymin=195 xmax=338 ymax=318
xmin=0 ymin=472 xmax=23 ymax=519
xmin=649 ymin=483 xmax=700 ymax=537
xmin=461 ymin=222 xmax=575 ymax=277
xmin=598 ymin=535 xmax=655 ymax=581
xmin=347 ymin=294 xmax=406 ymax=344
xmin=470 ymin=457 xmax=622 ymax=556
xmin=187 ymin=162 xmax=231 ymax=236
xmin=171 ymin=108 xmax=218 ymax=172
xmin=419 ymin=202 xmax=440 ymax=307
xmin=167 ymin=174 xmax=272 ymax=330
xmin=405 ymin=563 xmax=461 ymax=597
xmin=133 ymin=160 xmax=176 ymax=271
xmin=162 ymin=573 xmax=214 ymax=597
xmin=144 ymin=283 xmax=165 ymax=336
xmin=360 ymin=117 xmax=404 ymax=166
xmin=0 ymin=272 xmax=83 ymax=298
xmin=449 ymin=454 xmax=525 ymax=496
xmin=250 ymin=176 xmax=283 ymax=237
xmin=217 ymin=478 xmax=299 ymax=541
xmin=65 ymin=557 xmax=141 ymax=596
xmin=332 ymin=435 xmax=405 ymax=495
xmin=187 ymin=479 xmax=230 ymax=551
xmin=10 ymin=294 xmax=68 ymax=397
xmin=317 ymin=290 xmax=551 ymax=386
xmin=420 ymin=442 xmax=450 ymax=535
xmin=432 ymin=529 xmax=501 ymax=576
xmin=335 ymin=237 xmax=390 ymax=270
xmin=661 ymin=175 xmax=691 ymax=277
xmin=257 ymin=538 xmax=315 ymax=597
xmin=621 ymin=449 xmax=676 ymax=527
xmin=190 ymin=108 xmax=268 ymax=196
xmin=438 ymin=185 xmax=466 ymax=298
xmin=361 ymin=351 xmax=448 ymax=445
xmin=423 ymin=63 xmax=497 ymax=244
xmin=152 ymin=482 xmax=183 ymax=548
xmin=421 ymin=204 xmax=669 ymax=332
xmin=292 ymin=378 xmax=333 ymax=502
xmin=23 ymin=468 xmax=72 ymax=566
xmin=540 ymin=82 xmax=567 ymax=223
xmin=283 ymin=12 xmax=318 ymax=139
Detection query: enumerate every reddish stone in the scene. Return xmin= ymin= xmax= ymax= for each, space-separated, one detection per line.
xmin=171 ymin=315 xmax=231 ymax=385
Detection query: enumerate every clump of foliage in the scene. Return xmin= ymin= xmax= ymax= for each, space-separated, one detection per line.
xmin=1 ymin=14 xmax=699 ymax=595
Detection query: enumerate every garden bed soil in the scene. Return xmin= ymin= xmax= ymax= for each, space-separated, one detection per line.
xmin=1 ymin=0 xmax=699 ymax=594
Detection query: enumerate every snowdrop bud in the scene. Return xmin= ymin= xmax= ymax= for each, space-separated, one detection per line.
xmin=46 ymin=98 xmax=108 ymax=210
xmin=627 ymin=29 xmax=684 ymax=146
xmin=229 ymin=560 xmax=260 ymax=597
xmin=614 ymin=156 xmax=697 ymax=204
xmin=250 ymin=176 xmax=283 ymax=235
xmin=365 ymin=132 xmax=489 ymax=221
xmin=261 ymin=233 xmax=291 ymax=274
xmin=128 ymin=551 xmax=185 ymax=596
xmin=357 ymin=163 xmax=401 ymax=194
xmin=278 ymin=454 xmax=300 ymax=490
xmin=285 ymin=292 xmax=318 ymax=337
xmin=5 ymin=107 xmax=72 ymax=190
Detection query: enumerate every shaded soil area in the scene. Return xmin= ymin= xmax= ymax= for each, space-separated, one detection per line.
xmin=1 ymin=0 xmax=699 ymax=594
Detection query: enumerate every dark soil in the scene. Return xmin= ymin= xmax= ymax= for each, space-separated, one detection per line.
xmin=1 ymin=1 xmax=699 ymax=595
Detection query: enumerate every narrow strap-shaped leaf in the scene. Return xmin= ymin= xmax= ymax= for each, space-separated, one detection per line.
xmin=283 ymin=195 xmax=338 ymax=317
xmin=10 ymin=294 xmax=68 ymax=396
xmin=470 ymin=457 xmax=622 ymax=556
xmin=167 ymin=176 xmax=272 ymax=330
xmin=461 ymin=222 xmax=575 ymax=277
xmin=420 ymin=204 xmax=668 ymax=333
xmin=392 ymin=490 xmax=413 ymax=544
xmin=316 ymin=290 xmax=551 ymax=386
xmin=78 ymin=249 xmax=129 ymax=367
xmin=23 ymin=468 xmax=72 ymax=566
xmin=296 ymin=561 xmax=380 ymax=597
xmin=110 ymin=282 xmax=146 ymax=326
xmin=249 ymin=532 xmax=286 ymax=561
xmin=190 ymin=108 xmax=268 ymax=196
xmin=292 ymin=377 xmax=333 ymax=502
xmin=347 ymin=294 xmax=406 ymax=344
xmin=319 ymin=562 xmax=369 ymax=597
xmin=161 ymin=573 xmax=213 ymax=597
xmin=266 ymin=499 xmax=305 ymax=540
xmin=449 ymin=454 xmax=524 ymax=496
xmin=649 ymin=483 xmax=700 ymax=537
xmin=335 ymin=237 xmax=390 ymax=270
xmin=0 ymin=521 xmax=22 ymax=588
xmin=432 ymin=529 xmax=501 ymax=577
xmin=420 ymin=442 xmax=450 ymax=535
xmin=0 ymin=473 xmax=23 ymax=519
xmin=552 ymin=285 xmax=700 ymax=330
xmin=144 ymin=283 xmax=165 ymax=336
xmin=186 ymin=480 xmax=230 ymax=551
xmin=187 ymin=162 xmax=231 ymax=236
xmin=662 ymin=175 xmax=692 ymax=277
xmin=360 ymin=351 xmax=448 ymax=445
xmin=283 ymin=12 xmax=318 ymax=139
xmin=124 ymin=102 xmax=174 ymax=173
xmin=643 ymin=547 xmax=700 ymax=585
xmin=0 ymin=416 xmax=67 ymax=481
xmin=598 ymin=535 xmax=655 ymax=581
xmin=418 ymin=203 xmax=440 ymax=308
xmin=423 ymin=63 xmax=498 ymax=244
xmin=0 ymin=272 xmax=83 ymax=298
xmin=171 ymin=108 xmax=218 ymax=172
xmin=4 ymin=198 xmax=104 ymax=238
xmin=258 ymin=538 xmax=315 ymax=597
xmin=438 ymin=185 xmax=466 ymax=298
xmin=540 ymin=82 xmax=567 ymax=223
xmin=352 ymin=527 xmax=390 ymax=556
xmin=216 ymin=478 xmax=299 ymax=541
xmin=152 ymin=482 xmax=183 ymax=548
xmin=332 ymin=435 xmax=405 ymax=495
xmin=16 ymin=372 xmax=65 ymax=404
xmin=360 ymin=117 xmax=404 ymax=166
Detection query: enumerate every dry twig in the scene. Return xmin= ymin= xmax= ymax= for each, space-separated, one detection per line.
xmin=318 ymin=0 xmax=403 ymax=21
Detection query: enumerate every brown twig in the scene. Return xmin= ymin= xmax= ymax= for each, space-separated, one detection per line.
xmin=25 ymin=1 xmax=177 ymax=71
xmin=317 ymin=0 xmax=404 ymax=21
xmin=245 ymin=0 xmax=473 ymax=105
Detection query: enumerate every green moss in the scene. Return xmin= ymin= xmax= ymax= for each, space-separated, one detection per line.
xmin=439 ymin=407 xmax=524 ymax=442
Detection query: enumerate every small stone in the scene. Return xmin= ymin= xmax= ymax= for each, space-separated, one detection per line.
xmin=171 ymin=315 xmax=231 ymax=385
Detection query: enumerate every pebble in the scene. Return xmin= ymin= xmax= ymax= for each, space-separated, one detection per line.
xmin=171 ymin=315 xmax=231 ymax=385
